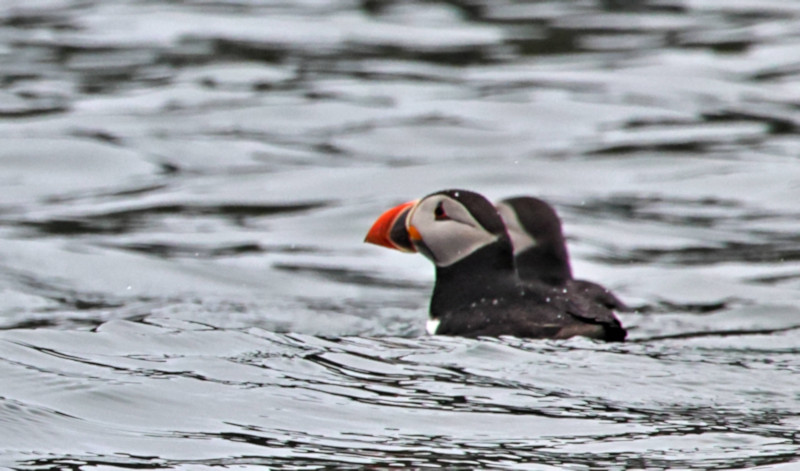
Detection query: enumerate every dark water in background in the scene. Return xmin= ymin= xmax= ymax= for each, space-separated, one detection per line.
xmin=2 ymin=0 xmax=800 ymax=468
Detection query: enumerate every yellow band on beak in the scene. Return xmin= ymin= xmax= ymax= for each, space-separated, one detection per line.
xmin=408 ymin=224 xmax=422 ymax=242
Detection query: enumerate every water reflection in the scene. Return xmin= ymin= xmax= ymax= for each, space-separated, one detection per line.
xmin=2 ymin=323 xmax=799 ymax=468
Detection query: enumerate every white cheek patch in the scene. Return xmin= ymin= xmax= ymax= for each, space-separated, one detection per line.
xmin=427 ymin=220 xmax=498 ymax=266
xmin=409 ymin=196 xmax=499 ymax=267
xmin=496 ymin=202 xmax=536 ymax=255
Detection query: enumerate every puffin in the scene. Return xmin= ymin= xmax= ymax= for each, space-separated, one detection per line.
xmin=496 ymin=196 xmax=628 ymax=311
xmin=365 ymin=189 xmax=627 ymax=341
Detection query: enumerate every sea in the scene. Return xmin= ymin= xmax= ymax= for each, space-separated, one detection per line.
xmin=1 ymin=0 xmax=800 ymax=469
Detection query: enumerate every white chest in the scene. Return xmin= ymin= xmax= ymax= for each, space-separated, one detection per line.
xmin=426 ymin=318 xmax=441 ymax=335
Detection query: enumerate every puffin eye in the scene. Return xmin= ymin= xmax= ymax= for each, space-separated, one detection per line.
xmin=434 ymin=201 xmax=449 ymax=221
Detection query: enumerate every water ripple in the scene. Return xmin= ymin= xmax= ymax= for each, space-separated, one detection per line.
xmin=3 ymin=0 xmax=800 ymax=468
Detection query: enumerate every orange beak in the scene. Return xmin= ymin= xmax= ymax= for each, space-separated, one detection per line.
xmin=364 ymin=200 xmax=418 ymax=252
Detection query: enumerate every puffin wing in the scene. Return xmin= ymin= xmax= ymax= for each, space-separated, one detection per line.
xmin=567 ymin=279 xmax=630 ymax=312
xmin=561 ymin=293 xmax=627 ymax=341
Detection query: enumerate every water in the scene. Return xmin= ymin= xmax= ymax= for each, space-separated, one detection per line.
xmin=1 ymin=0 xmax=800 ymax=468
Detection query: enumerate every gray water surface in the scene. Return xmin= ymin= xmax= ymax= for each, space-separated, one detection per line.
xmin=2 ymin=0 xmax=800 ymax=469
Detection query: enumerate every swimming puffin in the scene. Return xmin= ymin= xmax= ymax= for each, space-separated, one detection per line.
xmin=496 ymin=196 xmax=628 ymax=311
xmin=365 ymin=189 xmax=627 ymax=341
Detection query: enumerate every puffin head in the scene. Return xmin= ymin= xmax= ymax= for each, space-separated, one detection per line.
xmin=366 ymin=189 xmax=512 ymax=267
xmin=495 ymin=196 xmax=572 ymax=283
xmin=495 ymin=196 xmax=566 ymax=256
